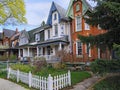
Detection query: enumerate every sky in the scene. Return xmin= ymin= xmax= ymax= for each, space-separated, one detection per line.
xmin=0 ymin=0 xmax=96 ymax=32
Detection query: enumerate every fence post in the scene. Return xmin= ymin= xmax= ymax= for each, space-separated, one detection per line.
xmin=7 ymin=68 xmax=11 ymax=79
xmin=17 ymin=70 xmax=20 ymax=83
xmin=29 ymin=71 xmax=32 ymax=88
xmin=68 ymin=70 xmax=71 ymax=86
xmin=48 ymin=74 xmax=53 ymax=90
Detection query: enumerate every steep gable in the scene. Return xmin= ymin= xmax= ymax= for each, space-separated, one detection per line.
xmin=3 ymin=29 xmax=15 ymax=38
xmin=66 ymin=0 xmax=93 ymax=19
xmin=47 ymin=2 xmax=67 ymax=25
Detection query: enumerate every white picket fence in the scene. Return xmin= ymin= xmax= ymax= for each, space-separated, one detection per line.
xmin=7 ymin=68 xmax=71 ymax=90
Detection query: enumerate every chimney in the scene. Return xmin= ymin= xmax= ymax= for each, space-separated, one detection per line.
xmin=15 ymin=28 xmax=18 ymax=33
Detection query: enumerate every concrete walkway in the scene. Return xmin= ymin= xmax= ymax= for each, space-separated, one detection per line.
xmin=0 ymin=78 xmax=27 ymax=90
xmin=69 ymin=76 xmax=101 ymax=90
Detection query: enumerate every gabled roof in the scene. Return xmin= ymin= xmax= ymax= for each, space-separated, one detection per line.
xmin=3 ymin=29 xmax=15 ymax=38
xmin=66 ymin=0 xmax=93 ymax=19
xmin=20 ymin=30 xmax=30 ymax=40
xmin=47 ymin=2 xmax=68 ymax=25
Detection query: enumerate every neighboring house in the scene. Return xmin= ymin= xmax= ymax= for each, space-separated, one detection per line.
xmin=10 ymin=28 xmax=20 ymax=57
xmin=18 ymin=2 xmax=71 ymax=62
xmin=66 ymin=0 xmax=111 ymax=62
xmin=0 ymin=28 xmax=19 ymax=59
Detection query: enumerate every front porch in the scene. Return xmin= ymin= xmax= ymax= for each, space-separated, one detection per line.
xmin=18 ymin=42 xmax=68 ymax=62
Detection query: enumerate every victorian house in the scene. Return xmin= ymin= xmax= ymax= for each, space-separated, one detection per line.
xmin=18 ymin=2 xmax=71 ymax=61
xmin=66 ymin=0 xmax=111 ymax=62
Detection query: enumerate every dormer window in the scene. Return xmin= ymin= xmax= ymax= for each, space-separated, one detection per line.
xmin=76 ymin=4 xmax=80 ymax=12
xmin=35 ymin=33 xmax=40 ymax=42
xmin=54 ymin=13 xmax=57 ymax=20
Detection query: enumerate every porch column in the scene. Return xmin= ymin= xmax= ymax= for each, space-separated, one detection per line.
xmin=28 ymin=47 xmax=30 ymax=57
xmin=59 ymin=42 xmax=62 ymax=50
xmin=37 ymin=46 xmax=39 ymax=57
xmin=18 ymin=49 xmax=21 ymax=57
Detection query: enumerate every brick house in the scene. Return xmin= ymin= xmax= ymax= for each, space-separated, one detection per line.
xmin=0 ymin=28 xmax=19 ymax=59
xmin=66 ymin=0 xmax=111 ymax=62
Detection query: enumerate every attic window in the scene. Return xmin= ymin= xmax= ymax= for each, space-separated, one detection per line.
xmin=54 ymin=13 xmax=57 ymax=20
xmin=76 ymin=4 xmax=80 ymax=12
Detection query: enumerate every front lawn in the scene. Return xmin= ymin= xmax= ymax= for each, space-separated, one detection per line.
xmin=71 ymin=71 xmax=91 ymax=85
xmin=93 ymin=75 xmax=120 ymax=90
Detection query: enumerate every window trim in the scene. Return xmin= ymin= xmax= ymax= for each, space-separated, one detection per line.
xmin=76 ymin=16 xmax=82 ymax=32
xmin=54 ymin=24 xmax=58 ymax=36
xmin=85 ymin=22 xmax=90 ymax=30
xmin=76 ymin=41 xmax=83 ymax=56
xmin=86 ymin=43 xmax=91 ymax=57
xmin=76 ymin=4 xmax=80 ymax=12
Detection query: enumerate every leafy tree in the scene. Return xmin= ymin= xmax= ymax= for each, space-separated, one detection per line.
xmin=0 ymin=0 xmax=26 ymax=24
xmin=78 ymin=0 xmax=120 ymax=50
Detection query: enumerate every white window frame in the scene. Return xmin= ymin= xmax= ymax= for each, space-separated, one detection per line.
xmin=98 ymin=24 xmax=102 ymax=30
xmin=54 ymin=24 xmax=58 ymax=36
xmin=85 ymin=22 xmax=90 ymax=30
xmin=76 ymin=16 xmax=82 ymax=31
xmin=86 ymin=43 xmax=91 ymax=57
xmin=76 ymin=41 xmax=83 ymax=56
xmin=48 ymin=30 xmax=50 ymax=39
xmin=35 ymin=33 xmax=40 ymax=42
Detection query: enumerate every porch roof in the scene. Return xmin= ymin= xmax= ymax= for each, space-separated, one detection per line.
xmin=36 ymin=40 xmax=69 ymax=47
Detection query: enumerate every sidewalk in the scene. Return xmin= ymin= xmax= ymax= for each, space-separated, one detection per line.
xmin=69 ymin=76 xmax=101 ymax=90
xmin=0 ymin=78 xmax=27 ymax=90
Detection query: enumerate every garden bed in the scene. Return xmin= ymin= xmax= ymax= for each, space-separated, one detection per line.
xmin=10 ymin=64 xmax=91 ymax=85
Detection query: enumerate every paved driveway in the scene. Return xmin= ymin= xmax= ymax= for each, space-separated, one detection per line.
xmin=0 ymin=78 xmax=27 ymax=90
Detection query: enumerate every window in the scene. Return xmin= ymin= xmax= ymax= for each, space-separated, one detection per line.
xmin=35 ymin=33 xmax=40 ymax=42
xmin=54 ymin=24 xmax=58 ymax=36
xmin=61 ymin=24 xmax=64 ymax=35
xmin=76 ymin=41 xmax=82 ymax=55
xmin=85 ymin=22 xmax=90 ymax=30
xmin=98 ymin=24 xmax=102 ymax=30
xmin=54 ymin=13 xmax=57 ymax=20
xmin=76 ymin=4 xmax=80 ymax=11
xmin=76 ymin=16 xmax=82 ymax=31
xmin=86 ymin=43 xmax=91 ymax=57
xmin=48 ymin=30 xmax=50 ymax=39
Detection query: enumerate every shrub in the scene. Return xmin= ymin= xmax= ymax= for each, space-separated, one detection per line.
xmin=9 ymin=54 xmax=17 ymax=60
xmin=93 ymin=75 xmax=120 ymax=90
xmin=0 ymin=55 xmax=8 ymax=61
xmin=90 ymin=59 xmax=120 ymax=75
xmin=56 ymin=50 xmax=84 ymax=62
xmin=10 ymin=64 xmax=34 ymax=73
xmin=34 ymin=56 xmax=46 ymax=61
xmin=33 ymin=60 xmax=47 ymax=73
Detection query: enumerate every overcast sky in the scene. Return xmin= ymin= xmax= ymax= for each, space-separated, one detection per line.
xmin=0 ymin=0 xmax=96 ymax=31
xmin=25 ymin=0 xmax=70 ymax=25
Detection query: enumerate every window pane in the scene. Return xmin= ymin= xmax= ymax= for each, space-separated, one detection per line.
xmin=76 ymin=16 xmax=82 ymax=31
xmin=77 ymin=42 xmax=82 ymax=55
xmin=55 ymin=24 xmax=58 ymax=36
xmin=76 ymin=4 xmax=80 ymax=11
xmin=48 ymin=30 xmax=50 ymax=39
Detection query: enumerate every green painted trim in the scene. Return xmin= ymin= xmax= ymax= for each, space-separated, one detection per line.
xmin=66 ymin=0 xmax=92 ymax=18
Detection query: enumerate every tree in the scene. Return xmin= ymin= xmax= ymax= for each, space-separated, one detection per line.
xmin=78 ymin=0 xmax=120 ymax=50
xmin=0 ymin=0 xmax=26 ymax=24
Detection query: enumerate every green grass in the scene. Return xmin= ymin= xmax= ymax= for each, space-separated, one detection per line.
xmin=71 ymin=71 xmax=91 ymax=85
xmin=0 ymin=71 xmax=7 ymax=78
xmin=93 ymin=75 xmax=120 ymax=90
